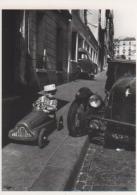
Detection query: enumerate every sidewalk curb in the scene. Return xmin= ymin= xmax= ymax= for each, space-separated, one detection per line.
xmin=29 ymin=135 xmax=89 ymax=191
xmin=64 ymin=136 xmax=89 ymax=190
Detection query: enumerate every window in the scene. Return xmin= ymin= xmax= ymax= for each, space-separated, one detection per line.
xmin=71 ymin=32 xmax=77 ymax=60
xmin=79 ymin=10 xmax=85 ymax=23
xmin=78 ymin=36 xmax=83 ymax=49
xmin=87 ymin=45 xmax=90 ymax=52
xmin=36 ymin=51 xmax=48 ymax=70
xmin=56 ymin=27 xmax=64 ymax=71
xmin=36 ymin=12 xmax=48 ymax=70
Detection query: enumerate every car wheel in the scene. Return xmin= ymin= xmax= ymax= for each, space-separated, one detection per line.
xmin=67 ymin=101 xmax=86 ymax=137
xmin=94 ymin=67 xmax=98 ymax=74
xmin=38 ymin=128 xmax=48 ymax=148
xmin=90 ymin=74 xmax=95 ymax=80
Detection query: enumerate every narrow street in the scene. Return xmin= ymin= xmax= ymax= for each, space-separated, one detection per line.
xmin=2 ymin=70 xmax=135 ymax=191
xmin=2 ymin=71 xmax=106 ymax=191
xmin=2 ymin=9 xmax=136 ymax=192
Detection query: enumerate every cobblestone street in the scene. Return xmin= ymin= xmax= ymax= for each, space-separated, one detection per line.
xmin=73 ymin=139 xmax=135 ymax=191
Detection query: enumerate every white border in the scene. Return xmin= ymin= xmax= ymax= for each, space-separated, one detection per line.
xmin=0 ymin=0 xmax=137 ymax=194
xmin=0 ymin=0 xmax=137 ymax=10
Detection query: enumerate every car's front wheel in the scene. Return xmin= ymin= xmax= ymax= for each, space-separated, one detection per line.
xmin=38 ymin=128 xmax=48 ymax=148
xmin=67 ymin=101 xmax=87 ymax=137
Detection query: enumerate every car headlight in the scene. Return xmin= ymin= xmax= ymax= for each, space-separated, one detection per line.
xmin=89 ymin=94 xmax=102 ymax=108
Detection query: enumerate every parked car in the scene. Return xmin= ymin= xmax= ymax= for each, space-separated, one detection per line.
xmin=67 ymin=59 xmax=136 ymax=149
xmin=71 ymin=48 xmax=98 ymax=80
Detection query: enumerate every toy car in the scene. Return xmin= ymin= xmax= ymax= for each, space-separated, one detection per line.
xmin=67 ymin=59 xmax=136 ymax=149
xmin=8 ymin=110 xmax=63 ymax=148
xmin=8 ymin=84 xmax=64 ymax=148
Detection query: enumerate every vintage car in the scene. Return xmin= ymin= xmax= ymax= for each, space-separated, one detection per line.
xmin=8 ymin=89 xmax=64 ymax=149
xmin=8 ymin=111 xmax=55 ymax=148
xmin=71 ymin=48 xmax=98 ymax=80
xmin=67 ymin=59 xmax=136 ymax=149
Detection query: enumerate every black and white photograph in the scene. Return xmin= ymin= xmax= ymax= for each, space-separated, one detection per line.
xmin=1 ymin=0 xmax=136 ymax=192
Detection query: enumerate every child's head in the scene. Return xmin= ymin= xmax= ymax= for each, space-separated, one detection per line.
xmin=44 ymin=90 xmax=56 ymax=98
xmin=38 ymin=84 xmax=57 ymax=96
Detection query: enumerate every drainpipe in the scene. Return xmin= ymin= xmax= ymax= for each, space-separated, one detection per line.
xmin=75 ymin=33 xmax=79 ymax=62
xmin=67 ymin=18 xmax=72 ymax=82
xmin=27 ymin=14 xmax=30 ymax=54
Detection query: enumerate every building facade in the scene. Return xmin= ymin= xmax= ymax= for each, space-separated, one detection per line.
xmin=2 ymin=9 xmax=113 ymax=145
xmin=114 ymin=37 xmax=136 ymax=60
xmin=98 ymin=9 xmax=114 ymax=71
xmin=68 ymin=10 xmax=98 ymax=79
xmin=2 ymin=9 xmax=98 ymax=145
xmin=2 ymin=10 xmax=72 ymax=145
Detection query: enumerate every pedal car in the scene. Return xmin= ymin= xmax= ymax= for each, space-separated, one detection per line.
xmin=67 ymin=59 xmax=136 ymax=149
xmin=8 ymin=84 xmax=63 ymax=148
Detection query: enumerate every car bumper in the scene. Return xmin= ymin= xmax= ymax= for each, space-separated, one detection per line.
xmin=87 ymin=114 xmax=135 ymax=135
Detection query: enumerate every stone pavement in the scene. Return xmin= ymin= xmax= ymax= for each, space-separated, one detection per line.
xmin=73 ymin=142 xmax=135 ymax=191
xmin=2 ymin=71 xmax=106 ymax=191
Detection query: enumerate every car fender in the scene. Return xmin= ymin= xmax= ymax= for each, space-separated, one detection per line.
xmin=75 ymin=87 xmax=93 ymax=101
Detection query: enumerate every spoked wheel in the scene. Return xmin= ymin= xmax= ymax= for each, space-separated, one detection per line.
xmin=38 ymin=128 xmax=48 ymax=148
xmin=67 ymin=101 xmax=86 ymax=137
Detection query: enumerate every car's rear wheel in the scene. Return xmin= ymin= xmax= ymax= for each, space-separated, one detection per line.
xmin=94 ymin=66 xmax=98 ymax=74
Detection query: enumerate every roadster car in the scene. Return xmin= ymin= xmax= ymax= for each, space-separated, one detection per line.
xmin=71 ymin=48 xmax=98 ymax=80
xmin=8 ymin=106 xmax=63 ymax=148
xmin=67 ymin=59 xmax=136 ymax=149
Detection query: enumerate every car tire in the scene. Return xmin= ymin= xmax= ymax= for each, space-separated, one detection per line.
xmin=38 ymin=128 xmax=48 ymax=148
xmin=90 ymin=74 xmax=95 ymax=80
xmin=67 ymin=101 xmax=87 ymax=137
xmin=94 ymin=66 xmax=98 ymax=74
